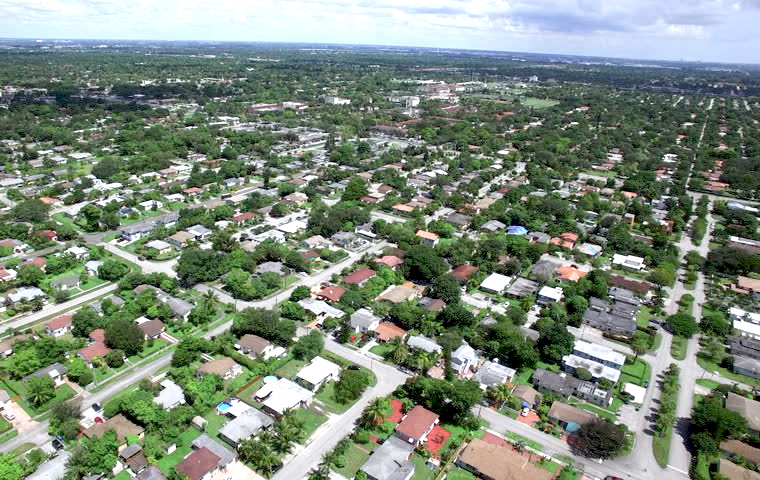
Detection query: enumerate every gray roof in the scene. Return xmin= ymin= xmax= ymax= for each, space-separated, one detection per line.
xmin=50 ymin=275 xmax=79 ymax=289
xmin=505 ymin=278 xmax=539 ymax=297
xmin=472 ymin=361 xmax=516 ymax=387
xmin=191 ymin=433 xmax=235 ymax=467
xmin=120 ymin=222 xmax=155 ymax=235
xmin=350 ymin=308 xmax=380 ymax=329
xmin=446 ymin=212 xmax=472 ymax=227
xmin=532 ymin=369 xmax=581 ymax=397
xmin=361 ymin=436 xmax=415 ymax=480
xmin=26 ymin=362 xmax=68 ymax=381
xmin=119 ymin=444 xmax=143 ymax=459
xmin=256 ymin=261 xmax=286 ymax=275
xmin=218 ymin=408 xmax=274 ymax=445
xmin=481 ymin=220 xmax=506 ymax=232
xmin=407 ymin=335 xmax=441 ymax=354
xmin=166 ymin=297 xmax=193 ymax=317
xmin=136 ymin=466 xmax=167 ymax=480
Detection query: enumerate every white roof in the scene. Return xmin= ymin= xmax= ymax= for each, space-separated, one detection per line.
xmin=730 ymin=307 xmax=760 ymax=324
xmin=479 ymin=273 xmax=512 ymax=292
xmin=573 ymin=340 xmax=626 ymax=366
xmin=538 ymin=285 xmax=564 ymax=301
xmin=734 ymin=319 xmax=760 ymax=338
xmin=277 ymin=220 xmax=308 ymax=234
xmin=297 ymin=298 xmax=344 ymax=318
xmin=612 ymin=254 xmax=645 ymax=269
xmin=146 ymin=240 xmax=172 ymax=250
xmin=296 ymin=356 xmax=341 ymax=386
xmin=563 ymin=354 xmax=621 ymax=384
xmin=254 ymin=378 xmax=313 ymax=415
xmin=623 ymin=383 xmax=646 ymax=404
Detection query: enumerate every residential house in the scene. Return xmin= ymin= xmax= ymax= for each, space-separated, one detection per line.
xmin=547 ymin=401 xmax=597 ymax=432
xmin=505 ymin=278 xmax=539 ymax=298
xmin=562 ymin=340 xmax=625 ymax=385
xmin=451 ymin=343 xmax=477 ymax=375
xmin=451 ymin=265 xmax=478 ymax=283
xmin=7 ymin=287 xmax=45 ymax=305
xmin=532 ymin=369 xmax=580 ymax=399
xmin=316 ymin=285 xmax=345 ymax=303
xmin=236 ymin=334 xmax=273 ymax=358
xmin=187 ymin=225 xmax=212 ymax=242
xmin=119 ymin=444 xmax=148 ymax=474
xmin=407 ymin=335 xmax=442 ymax=354
xmin=350 ymin=308 xmax=381 ymax=333
xmin=0 ymin=335 xmax=30 ymax=358
xmin=168 ymin=231 xmax=195 ymax=248
xmin=84 ymin=260 xmax=104 ymax=276
xmin=82 ymin=414 xmax=145 ymax=451
xmin=26 ymin=363 xmax=68 ymax=387
xmin=726 ymin=392 xmax=760 ymax=435
xmin=721 ymin=439 xmax=760 ymax=467
xmin=731 ymin=307 xmax=760 ymax=340
xmin=733 ymin=356 xmax=760 ymax=381
xmin=395 ymin=406 xmax=439 ymax=446
xmin=479 ymin=273 xmax=512 ymax=295
xmin=153 ymin=379 xmax=185 ymax=410
xmin=0 ymin=268 xmax=17 ymax=283
xmin=145 ymin=240 xmax=172 ymax=255
xmin=512 ymin=385 xmax=539 ymax=407
xmin=66 ymin=245 xmax=89 ymax=260
xmin=528 ymin=232 xmax=552 ymax=244
xmin=719 ymin=458 xmax=760 ymax=480
xmin=446 ymin=212 xmax=472 ymax=229
xmin=734 ymin=276 xmax=760 ymax=301
xmin=301 ymin=235 xmax=331 ymax=250
xmin=359 ymin=436 xmax=415 ymax=480
xmin=612 ymin=254 xmax=646 ymax=271
xmin=480 ymin=220 xmax=506 ymax=233
xmin=189 ymin=434 xmax=235 ymax=470
xmin=376 ymin=284 xmax=423 ymax=304
xmin=374 ymin=322 xmax=406 ymax=343
xmin=506 ymin=225 xmax=528 ymax=236
xmin=342 ymin=268 xmax=376 ymax=287
xmin=296 ymin=356 xmax=341 ymax=391
xmin=254 ymin=377 xmax=314 ymax=416
xmin=298 ymin=298 xmax=345 ymax=325
xmin=729 ymin=336 xmax=760 ymax=361
xmin=472 ymin=361 xmax=516 ymax=389
xmin=50 ymin=275 xmax=80 ymax=291
xmin=418 ymin=297 xmax=446 ymax=313
xmin=45 ymin=314 xmax=73 ymax=337
xmin=0 ymin=239 xmax=27 ymax=254
xmin=197 ymin=357 xmax=243 ymax=380
xmin=550 ymin=233 xmax=578 ymax=249
xmin=456 ymin=438 xmax=553 ymax=480
xmin=255 ymin=261 xmax=287 ymax=277
xmin=175 ymin=447 xmax=221 ymax=480
xmin=136 ymin=466 xmax=166 ymax=480
xmin=136 ymin=318 xmax=165 ymax=340
xmin=120 ymin=224 xmax=155 ymax=242
xmin=374 ymin=255 xmax=403 ymax=270
xmin=556 ymin=266 xmax=586 ymax=283
xmin=89 ymin=295 xmax=125 ymax=315
xmin=415 ymin=230 xmax=439 ymax=246
xmin=331 ymin=232 xmax=362 ymax=249
xmin=232 ymin=212 xmax=256 ymax=225
xmin=77 ymin=329 xmax=111 ymax=367
xmin=218 ymin=408 xmax=275 ymax=448
xmin=537 ymin=286 xmax=563 ymax=305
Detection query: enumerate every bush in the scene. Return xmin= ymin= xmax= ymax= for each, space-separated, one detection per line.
xmin=105 ymin=350 xmax=124 ymax=368
xmin=354 ymin=429 xmax=370 ymax=444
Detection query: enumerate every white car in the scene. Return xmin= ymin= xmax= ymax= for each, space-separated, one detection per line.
xmin=521 ymin=407 xmax=530 ymax=417
xmin=3 ymin=412 xmax=15 ymax=421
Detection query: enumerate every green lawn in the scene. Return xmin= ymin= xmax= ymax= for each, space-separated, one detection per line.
xmin=620 ymin=358 xmax=651 ymax=387
xmin=0 ymin=430 xmax=18 ymax=445
xmin=203 ymin=409 xmax=229 ymax=438
xmin=653 ymin=429 xmax=671 ymax=468
xmin=274 ymin=359 xmax=307 ymax=380
xmin=572 ymin=402 xmax=616 ymax=422
xmin=696 ymin=379 xmax=721 ymax=390
xmin=113 ymin=471 xmax=131 ymax=480
xmin=522 ymin=97 xmax=560 ymax=108
xmin=649 ymin=333 xmax=663 ymax=353
xmin=332 ymin=444 xmax=370 ymax=478
xmin=514 ymin=368 xmax=535 ymax=386
xmin=445 ymin=467 xmax=476 ymax=480
xmin=315 ymin=381 xmax=353 ymax=414
xmin=504 ymin=432 xmax=543 ymax=451
xmin=535 ymin=460 xmax=561 ymax=475
xmin=369 ymin=343 xmax=395 ymax=358
xmin=439 ymin=424 xmax=485 ymax=453
xmin=292 ymin=408 xmax=328 ymax=444
xmin=636 ymin=306 xmax=656 ymax=328
xmin=671 ymin=336 xmax=687 ymax=361
xmin=0 ymin=417 xmax=11 ymax=435
xmin=410 ymin=454 xmax=436 ymax=480
xmin=697 ymin=356 xmax=760 ymax=387
xmin=157 ymin=428 xmax=202 ymax=474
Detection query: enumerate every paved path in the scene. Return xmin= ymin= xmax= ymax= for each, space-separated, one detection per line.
xmin=272 ymin=340 xmax=408 ymax=480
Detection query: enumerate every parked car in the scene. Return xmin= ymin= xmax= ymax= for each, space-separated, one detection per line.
xmin=521 ymin=407 xmax=530 ymax=417
xmin=3 ymin=412 xmax=14 ymax=421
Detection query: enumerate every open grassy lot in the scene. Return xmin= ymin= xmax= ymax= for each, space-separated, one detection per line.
xmin=620 ymin=358 xmax=651 ymax=387
xmin=157 ymin=428 xmax=202 ymax=474
xmin=332 ymin=445 xmax=370 ymax=478
xmin=292 ymin=408 xmax=328 ymax=444
xmin=653 ymin=429 xmax=671 ymax=468
xmin=521 ymin=97 xmax=560 ymax=108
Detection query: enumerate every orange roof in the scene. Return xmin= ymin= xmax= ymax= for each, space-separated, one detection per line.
xmin=415 ymin=230 xmax=439 ymax=241
xmin=557 ymin=266 xmax=586 ymax=283
xmin=374 ymin=322 xmax=406 ymax=342
xmin=393 ymin=204 xmax=415 ymax=213
xmin=375 ymin=256 xmax=403 ymax=268
xmin=451 ymin=265 xmax=478 ymax=282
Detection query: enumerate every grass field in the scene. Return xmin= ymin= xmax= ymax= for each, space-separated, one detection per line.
xmin=369 ymin=343 xmax=395 ymax=358
xmin=696 ymin=379 xmax=721 ymax=390
xmin=504 ymin=432 xmax=543 ymax=451
xmin=620 ymin=358 xmax=651 ymax=387
xmin=332 ymin=445 xmax=369 ymax=478
xmin=521 ymin=97 xmax=560 ymax=108
xmin=293 ymin=408 xmax=328 ymax=444
xmin=653 ymin=429 xmax=671 ymax=468
xmin=697 ymin=356 xmax=760 ymax=387
xmin=410 ymin=454 xmax=436 ymax=480
xmin=157 ymin=429 xmax=202 ymax=474
xmin=274 ymin=358 xmax=307 ymax=380
xmin=671 ymin=336 xmax=687 ymax=361
xmin=572 ymin=402 xmax=617 ymax=422
xmin=445 ymin=467 xmax=476 ymax=480
xmin=636 ymin=306 xmax=656 ymax=328
xmin=315 ymin=381 xmax=353 ymax=414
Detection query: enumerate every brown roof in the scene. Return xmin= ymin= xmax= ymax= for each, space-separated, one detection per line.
xmin=421 ymin=298 xmax=446 ymax=312
xmin=609 ymin=275 xmax=651 ymax=295
xmin=512 ymin=386 xmax=539 ymax=405
xmin=198 ymin=357 xmax=239 ymax=376
xmin=720 ymin=458 xmax=760 ymax=480
xmin=458 ymin=438 xmax=554 ymax=480
xmin=238 ymin=334 xmax=270 ymax=355
xmin=83 ymin=414 xmax=144 ymax=444
xmin=47 ymin=314 xmax=72 ymax=331
xmin=138 ymin=320 xmax=164 ymax=338
xmin=374 ymin=322 xmax=406 ymax=342
xmin=451 ymin=265 xmax=478 ymax=282
xmin=738 ymin=276 xmax=760 ymax=293
xmin=396 ymin=406 xmax=439 ymax=442
xmin=23 ymin=257 xmax=46 ymax=268
xmin=89 ymin=328 xmax=106 ymax=343
xmin=726 ymin=393 xmax=760 ymax=431
xmin=548 ymin=401 xmax=597 ymax=427
xmin=175 ymin=447 xmax=221 ymax=480
xmin=318 ymin=285 xmax=345 ymax=302
xmin=342 ymin=268 xmax=376 ymax=285
xmin=722 ymin=440 xmax=760 ymax=465
xmin=374 ymin=256 xmax=403 ymax=268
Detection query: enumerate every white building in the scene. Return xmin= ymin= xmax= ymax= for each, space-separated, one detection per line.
xmin=296 ymin=356 xmax=342 ymax=391
xmin=479 ymin=273 xmax=512 ymax=294
xmin=731 ymin=307 xmax=760 ymax=339
xmin=537 ymin=286 xmax=564 ymax=305
xmin=324 ymin=96 xmax=351 ymax=105
xmin=612 ymin=254 xmax=645 ymax=271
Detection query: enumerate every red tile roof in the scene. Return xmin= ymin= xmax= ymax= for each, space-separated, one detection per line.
xmin=47 ymin=314 xmax=73 ymax=331
xmin=374 ymin=322 xmax=406 ymax=342
xmin=175 ymin=447 xmax=220 ymax=480
xmin=89 ymin=328 xmax=106 ymax=343
xmin=451 ymin=265 xmax=478 ymax=282
xmin=396 ymin=405 xmax=439 ymax=442
xmin=78 ymin=342 xmax=111 ymax=363
xmin=342 ymin=268 xmax=376 ymax=286
xmin=317 ymin=285 xmax=345 ymax=303
xmin=233 ymin=212 xmax=255 ymax=223
xmin=374 ymin=256 xmax=403 ymax=268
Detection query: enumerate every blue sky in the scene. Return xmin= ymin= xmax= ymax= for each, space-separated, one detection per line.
xmin=1 ymin=0 xmax=758 ymax=63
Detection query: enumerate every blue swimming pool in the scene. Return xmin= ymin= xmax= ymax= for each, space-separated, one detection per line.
xmin=217 ymin=402 xmax=232 ymax=413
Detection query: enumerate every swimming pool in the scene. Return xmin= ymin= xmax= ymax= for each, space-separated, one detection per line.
xmin=217 ymin=402 xmax=232 ymax=413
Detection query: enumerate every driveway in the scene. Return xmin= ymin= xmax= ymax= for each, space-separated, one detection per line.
xmin=3 ymin=401 xmax=37 ymax=434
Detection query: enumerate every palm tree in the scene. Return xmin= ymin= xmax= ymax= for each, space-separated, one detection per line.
xmin=271 ymin=431 xmax=294 ymax=455
xmin=414 ymin=352 xmax=432 ymax=374
xmin=392 ymin=343 xmax=409 ymax=364
xmin=487 ymin=384 xmax=511 ymax=408
xmin=26 ymin=378 xmax=54 ymax=407
xmin=237 ymin=438 xmax=264 ymax=464
xmin=203 ymin=290 xmax=218 ymax=310
xmin=630 ymin=333 xmax=649 ymax=362
xmin=362 ymin=398 xmax=391 ymax=428
xmin=256 ymin=449 xmax=281 ymax=478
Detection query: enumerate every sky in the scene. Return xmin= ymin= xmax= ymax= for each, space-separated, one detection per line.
xmin=0 ymin=0 xmax=759 ymax=64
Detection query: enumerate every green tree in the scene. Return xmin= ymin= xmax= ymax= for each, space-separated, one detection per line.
xmin=361 ymin=398 xmax=392 ymax=427
xmin=575 ymin=419 xmax=627 ymax=459
xmin=334 ymin=370 xmax=371 ymax=404
xmin=4 ymin=347 xmax=41 ymax=378
xmin=97 ymin=259 xmax=130 ymax=281
xmin=26 ymin=376 xmax=55 ymax=407
xmin=403 ymin=245 xmax=448 ymax=282
xmin=429 ymin=273 xmax=462 ymax=304
xmin=292 ymin=331 xmax=324 ymax=360
xmin=0 ymin=454 xmax=23 ymax=480
xmin=342 ymin=177 xmax=369 ymax=201
xmin=104 ymin=317 xmax=144 ymax=355
xmin=16 ymin=265 xmax=44 ymax=287
xmin=665 ymin=312 xmax=699 ymax=338
xmin=11 ymin=198 xmax=49 ymax=223
xmin=289 ymin=286 xmax=311 ymax=302
xmin=64 ymin=430 xmax=120 ymax=477
xmin=630 ymin=332 xmax=649 ymax=361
